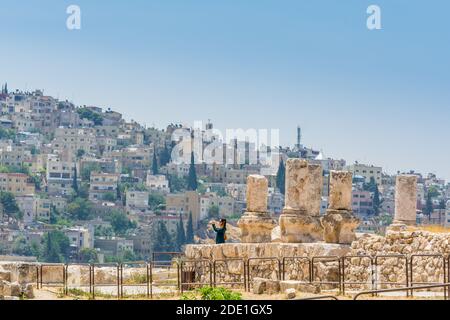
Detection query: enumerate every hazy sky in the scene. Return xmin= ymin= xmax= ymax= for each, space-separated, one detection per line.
xmin=1 ymin=1 xmax=449 ymax=181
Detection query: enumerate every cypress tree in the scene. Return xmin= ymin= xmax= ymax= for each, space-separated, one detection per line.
xmin=187 ymin=152 xmax=198 ymax=191
xmin=152 ymin=149 xmax=159 ymax=175
xmin=72 ymin=165 xmax=79 ymax=195
xmin=425 ymin=193 xmax=433 ymax=218
xmin=176 ymin=214 xmax=186 ymax=250
xmin=186 ymin=212 xmax=195 ymax=244
xmin=160 ymin=143 xmax=171 ymax=167
xmin=152 ymin=221 xmax=174 ymax=252
xmin=373 ymin=184 xmax=381 ymax=215
xmin=276 ymin=159 xmax=286 ymax=195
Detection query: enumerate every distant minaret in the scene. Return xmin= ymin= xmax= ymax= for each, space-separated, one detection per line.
xmin=295 ymin=126 xmax=302 ymax=150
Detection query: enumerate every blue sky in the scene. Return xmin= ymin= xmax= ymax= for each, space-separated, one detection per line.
xmin=1 ymin=1 xmax=449 ymax=180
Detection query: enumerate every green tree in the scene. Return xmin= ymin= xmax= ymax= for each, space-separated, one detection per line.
xmin=76 ymin=149 xmax=85 ymax=159
xmin=159 ymin=143 xmax=171 ymax=167
xmin=187 ymin=152 xmax=198 ymax=191
xmin=152 ymin=221 xmax=175 ymax=252
xmin=168 ymin=174 xmax=187 ymax=192
xmin=79 ymin=248 xmax=98 ymax=263
xmin=186 ymin=212 xmax=195 ymax=244
xmin=276 ymin=159 xmax=285 ymax=195
xmin=109 ymin=210 xmax=136 ymax=236
xmin=0 ymin=192 xmax=22 ymax=220
xmin=77 ymin=107 xmax=103 ymax=125
xmin=364 ymin=177 xmax=382 ymax=215
xmin=67 ymin=198 xmax=93 ymax=220
xmin=12 ymin=236 xmax=33 ymax=256
xmin=102 ymin=192 xmax=117 ymax=202
xmin=208 ymin=204 xmax=220 ymax=218
xmin=72 ymin=165 xmax=79 ymax=195
xmin=81 ymin=163 xmax=101 ymax=181
xmin=152 ymin=150 xmax=159 ymax=175
xmin=176 ymin=214 xmax=186 ymax=250
xmin=148 ymin=193 xmax=166 ymax=211
xmin=41 ymin=231 xmax=71 ymax=263
xmin=425 ymin=193 xmax=433 ymax=218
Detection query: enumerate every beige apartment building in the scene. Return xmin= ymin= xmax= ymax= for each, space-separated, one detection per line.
xmin=46 ymin=154 xmax=78 ymax=196
xmin=165 ymin=191 xmax=200 ymax=227
xmin=0 ymin=173 xmax=35 ymax=196
xmin=52 ymin=128 xmax=97 ymax=154
xmin=89 ymin=172 xmax=120 ymax=201
xmin=346 ymin=163 xmax=383 ymax=185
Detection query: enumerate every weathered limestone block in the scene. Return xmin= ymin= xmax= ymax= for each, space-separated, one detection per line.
xmin=246 ymin=174 xmax=268 ymax=213
xmin=252 ymin=278 xmax=266 ymax=294
xmin=285 ymin=288 xmax=296 ymax=299
xmin=322 ymin=171 xmax=359 ymax=244
xmin=279 ymin=215 xmax=323 ymax=243
xmin=24 ymin=283 xmax=34 ymax=299
xmin=238 ymin=175 xmax=276 ymax=243
xmin=328 ymin=171 xmax=352 ymax=211
xmin=284 ymin=159 xmax=309 ymax=213
xmin=279 ymin=159 xmax=324 ymax=243
xmin=393 ymin=175 xmax=417 ymax=226
xmin=321 ymin=210 xmax=359 ymax=244
xmin=238 ymin=214 xmax=276 ymax=243
xmin=280 ymin=280 xmax=321 ymax=294
xmin=307 ymin=164 xmax=323 ymax=216
xmin=0 ymin=270 xmax=11 ymax=282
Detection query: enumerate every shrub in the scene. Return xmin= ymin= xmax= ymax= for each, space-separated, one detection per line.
xmin=181 ymin=286 xmax=242 ymax=300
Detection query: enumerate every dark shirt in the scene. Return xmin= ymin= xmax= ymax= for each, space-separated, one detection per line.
xmin=212 ymin=224 xmax=226 ymax=244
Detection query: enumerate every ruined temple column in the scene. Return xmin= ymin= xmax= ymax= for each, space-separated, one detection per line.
xmin=321 ymin=171 xmax=359 ymax=244
xmin=238 ymin=175 xmax=276 ymax=243
xmin=389 ymin=175 xmax=418 ymax=230
xmin=279 ymin=159 xmax=324 ymax=243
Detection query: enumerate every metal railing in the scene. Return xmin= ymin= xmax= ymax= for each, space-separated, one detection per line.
xmin=37 ymin=263 xmax=65 ymax=290
xmin=281 ymin=256 xmax=311 ymax=282
xmin=91 ymin=263 xmax=120 ymax=299
xmin=296 ymin=295 xmax=339 ymax=300
xmin=341 ymin=255 xmax=374 ymax=295
xmin=353 ymin=283 xmax=450 ymax=300
xmin=29 ymin=252 xmax=450 ymax=300
xmin=246 ymin=257 xmax=281 ymax=292
xmin=119 ymin=261 xmax=150 ymax=298
xmin=213 ymin=258 xmax=246 ymax=289
xmin=409 ymin=254 xmax=447 ymax=299
xmin=373 ymin=254 xmax=409 ymax=296
xmin=179 ymin=259 xmax=212 ymax=293
xmin=311 ymin=256 xmax=342 ymax=293
xmin=64 ymin=263 xmax=92 ymax=295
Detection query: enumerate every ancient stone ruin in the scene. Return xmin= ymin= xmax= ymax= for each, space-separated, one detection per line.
xmin=389 ymin=175 xmax=418 ymax=231
xmin=1 ymin=161 xmax=448 ymax=300
xmin=240 ymin=159 xmax=360 ymax=244
xmin=237 ymin=175 xmax=277 ymax=243
xmin=279 ymin=159 xmax=324 ymax=243
xmin=321 ymin=170 xmax=360 ymax=244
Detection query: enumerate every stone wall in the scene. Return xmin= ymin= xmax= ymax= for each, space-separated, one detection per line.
xmin=185 ymin=230 xmax=450 ymax=292
xmin=348 ymin=230 xmax=450 ymax=288
xmin=185 ymin=243 xmax=350 ymax=287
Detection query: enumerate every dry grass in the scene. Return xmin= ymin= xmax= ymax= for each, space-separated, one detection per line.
xmin=407 ymin=225 xmax=450 ymax=233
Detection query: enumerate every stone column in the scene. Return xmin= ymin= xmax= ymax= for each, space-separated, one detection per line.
xmin=321 ymin=171 xmax=359 ymax=244
xmin=389 ymin=175 xmax=417 ymax=230
xmin=238 ymin=175 xmax=276 ymax=243
xmin=279 ymin=159 xmax=324 ymax=243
